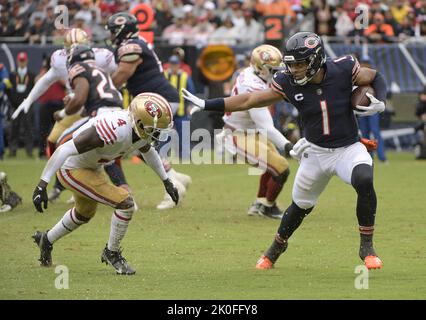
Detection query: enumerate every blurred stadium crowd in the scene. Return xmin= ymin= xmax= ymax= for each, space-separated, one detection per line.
xmin=1 ymin=0 xmax=426 ymax=45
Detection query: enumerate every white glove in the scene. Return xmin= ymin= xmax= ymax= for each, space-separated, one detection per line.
xmin=354 ymin=92 xmax=385 ymax=117
xmin=181 ymin=88 xmax=205 ymax=110
xmin=289 ymin=137 xmax=311 ymax=161
xmin=189 ymin=106 xmax=202 ymax=116
xmin=12 ymin=98 xmax=32 ymax=120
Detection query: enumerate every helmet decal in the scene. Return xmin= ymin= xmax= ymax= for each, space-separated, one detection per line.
xmin=304 ymin=37 xmax=319 ymax=49
xmin=259 ymin=51 xmax=272 ymax=63
xmin=114 ymin=16 xmax=127 ymax=25
xmin=144 ymin=101 xmax=163 ymax=118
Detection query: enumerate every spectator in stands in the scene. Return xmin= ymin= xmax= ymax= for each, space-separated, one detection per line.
xmin=313 ymin=0 xmax=333 ymax=36
xmin=90 ymin=11 xmax=110 ymax=42
xmin=204 ymin=1 xmax=221 ymax=28
xmin=27 ymin=13 xmax=46 ymax=44
xmin=162 ymin=11 xmax=191 ymax=46
xmin=364 ymin=12 xmax=396 ymax=43
xmin=9 ymin=15 xmax=29 ymax=39
xmin=391 ymin=0 xmax=413 ymax=25
xmin=0 ymin=63 xmax=11 ymax=161
xmin=44 ymin=6 xmax=57 ymax=37
xmin=415 ymin=0 xmax=426 ymax=21
xmin=209 ymin=14 xmax=240 ymax=45
xmin=396 ymin=16 xmax=416 ymax=40
xmin=163 ymin=47 xmax=193 ymax=76
xmin=236 ymin=9 xmax=264 ymax=46
xmin=370 ymin=0 xmax=388 ymax=15
xmin=164 ymin=55 xmax=196 ymax=160
xmin=73 ymin=11 xmax=92 ymax=38
xmin=8 ymin=52 xmax=35 ymax=158
xmin=334 ymin=4 xmax=354 ymax=38
xmin=186 ymin=15 xmax=215 ymax=47
xmin=256 ymin=0 xmax=295 ymax=25
xmin=0 ymin=8 xmax=11 ymax=36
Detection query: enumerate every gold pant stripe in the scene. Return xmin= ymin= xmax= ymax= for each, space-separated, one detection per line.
xmin=58 ymin=168 xmax=128 ymax=208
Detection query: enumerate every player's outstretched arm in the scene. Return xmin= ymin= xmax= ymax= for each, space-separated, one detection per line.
xmin=353 ymin=67 xmax=387 ymax=116
xmin=12 ymin=68 xmax=60 ymax=119
xmin=33 ymin=127 xmax=103 ymax=213
xmin=182 ymin=88 xmax=283 ymax=113
xmin=139 ymin=144 xmax=179 ymax=205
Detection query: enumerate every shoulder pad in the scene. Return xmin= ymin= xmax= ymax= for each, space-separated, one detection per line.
xmin=117 ymin=43 xmax=142 ymax=62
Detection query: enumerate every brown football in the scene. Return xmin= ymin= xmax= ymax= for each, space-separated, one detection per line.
xmin=351 ymin=85 xmax=375 ymax=109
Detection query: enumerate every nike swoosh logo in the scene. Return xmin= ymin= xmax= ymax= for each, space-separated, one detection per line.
xmin=34 ymin=195 xmax=40 ymax=201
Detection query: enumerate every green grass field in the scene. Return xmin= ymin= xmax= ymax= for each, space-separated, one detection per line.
xmin=1 ymin=152 xmax=425 ymax=300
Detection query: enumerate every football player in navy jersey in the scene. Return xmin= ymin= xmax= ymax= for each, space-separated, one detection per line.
xmin=105 ymin=12 xmax=191 ymax=210
xmin=183 ymin=32 xmax=386 ymax=270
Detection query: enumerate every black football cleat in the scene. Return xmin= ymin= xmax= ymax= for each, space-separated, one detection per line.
xmin=32 ymin=231 xmax=53 ymax=267
xmin=258 ymin=203 xmax=284 ymax=219
xmin=101 ymin=245 xmax=135 ymax=275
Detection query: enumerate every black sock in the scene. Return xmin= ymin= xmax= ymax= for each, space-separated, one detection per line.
xmin=359 ymin=226 xmax=377 ymax=259
xmin=264 ymin=202 xmax=313 ymax=263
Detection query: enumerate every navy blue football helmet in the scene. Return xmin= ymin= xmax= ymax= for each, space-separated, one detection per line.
xmin=283 ymin=32 xmax=326 ymax=85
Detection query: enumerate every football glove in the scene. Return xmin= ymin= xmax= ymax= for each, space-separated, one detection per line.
xmin=354 ymin=93 xmax=385 ymax=117
xmin=163 ymin=178 xmax=179 ymax=205
xmin=11 ymin=98 xmax=31 ymax=120
xmin=181 ymin=89 xmax=205 ymax=115
xmin=33 ymin=186 xmax=48 ymax=213
xmin=289 ymin=138 xmax=311 ymax=161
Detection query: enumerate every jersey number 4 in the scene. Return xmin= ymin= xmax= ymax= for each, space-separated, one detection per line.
xmin=320 ymin=100 xmax=330 ymax=135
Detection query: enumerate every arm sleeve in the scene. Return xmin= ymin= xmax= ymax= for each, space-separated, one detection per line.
xmin=249 ymin=107 xmax=290 ymax=150
xmin=40 ymin=140 xmax=79 ymax=183
xmin=140 ymin=147 xmax=168 ymax=181
xmin=371 ymin=71 xmax=387 ymax=102
xmin=270 ymin=72 xmax=290 ymax=101
xmin=25 ymin=68 xmax=61 ymax=105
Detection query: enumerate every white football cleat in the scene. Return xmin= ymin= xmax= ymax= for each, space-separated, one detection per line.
xmin=169 ymin=169 xmax=192 ymax=189
xmin=156 ymin=178 xmax=186 ymax=210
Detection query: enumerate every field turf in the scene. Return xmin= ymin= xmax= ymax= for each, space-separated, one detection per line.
xmin=0 ymin=152 xmax=425 ymax=299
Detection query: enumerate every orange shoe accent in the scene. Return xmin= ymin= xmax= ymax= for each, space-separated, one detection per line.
xmin=364 ymin=255 xmax=383 ymax=269
xmin=131 ymin=155 xmax=143 ymax=164
xmin=255 ymin=255 xmax=274 ymax=270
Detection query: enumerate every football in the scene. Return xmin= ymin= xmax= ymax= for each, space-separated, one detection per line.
xmin=351 ymin=85 xmax=375 ymax=109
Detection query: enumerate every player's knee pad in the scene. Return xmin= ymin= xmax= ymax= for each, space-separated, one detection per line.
xmin=272 ymin=168 xmax=290 ymax=186
xmin=74 ymin=209 xmax=91 ymax=223
xmin=115 ymin=196 xmax=136 ymax=220
xmin=351 ymin=163 xmax=374 ymax=194
xmin=116 ymin=196 xmax=136 ymax=211
xmin=104 ymin=162 xmax=127 ymax=187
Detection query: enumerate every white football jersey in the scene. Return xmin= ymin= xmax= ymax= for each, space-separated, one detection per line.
xmin=50 ymin=47 xmax=117 ymax=84
xmin=222 ymin=66 xmax=289 ymax=150
xmin=63 ymin=110 xmax=147 ymax=170
xmin=223 ymin=66 xmax=271 ymax=130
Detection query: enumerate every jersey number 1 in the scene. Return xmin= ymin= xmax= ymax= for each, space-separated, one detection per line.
xmin=320 ymin=100 xmax=330 ymax=135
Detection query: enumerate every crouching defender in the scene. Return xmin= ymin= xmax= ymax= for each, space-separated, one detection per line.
xmin=32 ymin=93 xmax=179 ymax=275
xmin=183 ymin=32 xmax=386 ymax=270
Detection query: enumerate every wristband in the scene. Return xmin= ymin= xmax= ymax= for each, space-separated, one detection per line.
xmin=205 ymin=98 xmax=225 ymax=112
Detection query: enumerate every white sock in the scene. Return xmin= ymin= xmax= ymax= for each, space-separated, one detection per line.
xmin=108 ymin=206 xmax=134 ymax=252
xmin=47 ymin=208 xmax=87 ymax=243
